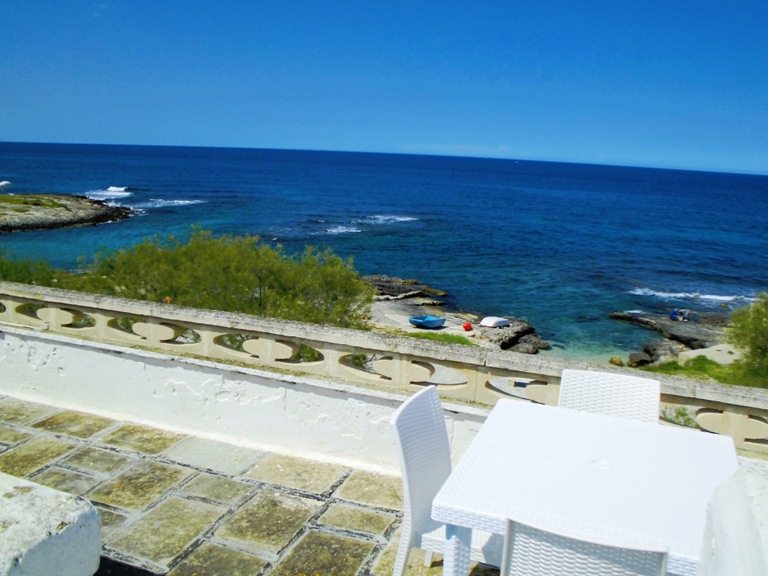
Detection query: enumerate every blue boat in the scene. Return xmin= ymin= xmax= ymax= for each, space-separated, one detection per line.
xmin=409 ymin=315 xmax=446 ymax=329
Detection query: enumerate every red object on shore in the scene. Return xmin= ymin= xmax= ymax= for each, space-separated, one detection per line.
xmin=463 ymin=322 xmax=472 ymax=331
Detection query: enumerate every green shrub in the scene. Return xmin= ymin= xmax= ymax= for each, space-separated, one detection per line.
xmin=62 ymin=228 xmax=374 ymax=329
xmin=726 ymin=292 xmax=768 ymax=387
xmin=0 ymin=248 xmax=56 ymax=285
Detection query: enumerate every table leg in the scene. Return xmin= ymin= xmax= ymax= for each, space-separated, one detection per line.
xmin=444 ymin=524 xmax=472 ymax=576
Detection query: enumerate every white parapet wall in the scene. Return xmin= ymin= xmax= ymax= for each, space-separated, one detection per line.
xmin=2 ymin=280 xmax=768 ymax=455
xmin=698 ymin=458 xmax=768 ymax=576
xmin=0 ymin=472 xmax=101 ymax=576
xmin=0 ymin=326 xmax=487 ymax=473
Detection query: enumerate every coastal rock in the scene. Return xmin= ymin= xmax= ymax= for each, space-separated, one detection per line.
xmin=610 ymin=309 xmax=731 ymax=366
xmin=511 ymin=333 xmax=552 ymax=354
xmin=628 ymin=351 xmax=653 ymax=367
xmin=365 ymin=276 xmax=549 ymax=354
xmin=609 ymin=311 xmax=726 ymax=349
xmin=643 ymin=340 xmax=683 ymax=363
xmin=0 ymin=194 xmax=132 ymax=233
xmin=363 ymin=275 xmax=448 ymax=300
xmin=477 ymin=317 xmax=551 ymax=353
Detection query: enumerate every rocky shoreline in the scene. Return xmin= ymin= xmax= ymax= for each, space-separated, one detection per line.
xmin=609 ymin=309 xmax=730 ymax=366
xmin=0 ymin=193 xmax=132 ymax=233
xmin=363 ymin=274 xmax=552 ymax=354
xmin=364 ymin=274 xmax=734 ymax=364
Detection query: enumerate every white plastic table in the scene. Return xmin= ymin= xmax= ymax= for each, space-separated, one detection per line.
xmin=431 ymin=399 xmax=738 ymax=576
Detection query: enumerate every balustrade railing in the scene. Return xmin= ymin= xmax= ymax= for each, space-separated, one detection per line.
xmin=1 ymin=281 xmax=766 ymax=454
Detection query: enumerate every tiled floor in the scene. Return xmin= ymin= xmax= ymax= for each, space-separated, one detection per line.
xmin=0 ymin=395 xmax=499 ymax=575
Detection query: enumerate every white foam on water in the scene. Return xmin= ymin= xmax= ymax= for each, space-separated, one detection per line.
xmin=131 ymin=198 xmax=207 ymax=209
xmin=629 ymin=287 xmax=756 ymax=304
xmin=321 ymin=225 xmax=362 ymax=235
xmin=356 ymin=214 xmax=418 ymax=225
xmin=86 ymin=187 xmax=133 ymax=200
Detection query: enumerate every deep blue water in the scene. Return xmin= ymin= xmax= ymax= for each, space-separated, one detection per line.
xmin=2 ymin=142 xmax=767 ymax=359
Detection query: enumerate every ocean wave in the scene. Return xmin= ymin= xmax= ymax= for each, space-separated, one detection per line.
xmin=355 ymin=214 xmax=419 ymax=225
xmin=87 ymin=186 xmax=134 ymax=200
xmin=130 ymin=198 xmax=207 ymax=209
xmin=320 ymin=225 xmax=363 ymax=235
xmin=629 ymin=287 xmax=757 ymax=304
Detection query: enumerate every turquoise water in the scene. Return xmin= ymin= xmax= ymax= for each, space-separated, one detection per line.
xmin=2 ymin=142 xmax=767 ymax=358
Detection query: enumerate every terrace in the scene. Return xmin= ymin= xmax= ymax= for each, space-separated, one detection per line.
xmin=1 ymin=281 xmax=766 ymax=574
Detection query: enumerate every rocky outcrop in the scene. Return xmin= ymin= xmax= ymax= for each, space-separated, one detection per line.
xmin=477 ymin=317 xmax=551 ymax=353
xmin=610 ymin=310 xmax=730 ymax=365
xmin=609 ymin=311 xmax=728 ymax=349
xmin=0 ymin=194 xmax=132 ymax=233
xmin=365 ymin=275 xmax=551 ymax=354
xmin=363 ymin=275 xmax=448 ymax=300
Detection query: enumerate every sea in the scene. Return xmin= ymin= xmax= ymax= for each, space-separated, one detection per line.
xmin=1 ymin=142 xmax=767 ymax=360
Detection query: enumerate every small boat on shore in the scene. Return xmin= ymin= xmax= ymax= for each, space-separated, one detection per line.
xmin=409 ymin=315 xmax=446 ymax=329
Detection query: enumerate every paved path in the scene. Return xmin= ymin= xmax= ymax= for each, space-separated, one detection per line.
xmin=0 ymin=394 xmax=498 ymax=575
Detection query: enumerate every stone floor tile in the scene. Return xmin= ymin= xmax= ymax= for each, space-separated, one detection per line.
xmin=96 ymin=506 xmax=131 ymax=542
xmin=107 ymin=497 xmax=225 ymax=569
xmin=162 ymin=437 xmax=264 ymax=475
xmin=31 ymin=409 xmax=115 ymax=438
xmin=30 ymin=465 xmax=101 ymax=495
xmin=215 ymin=489 xmax=322 ymax=555
xmin=244 ymin=453 xmax=349 ymax=494
xmin=318 ymin=502 xmax=397 ymax=536
xmin=88 ymin=460 xmax=193 ymax=510
xmin=269 ymin=530 xmax=375 ymax=576
xmin=0 ymin=397 xmax=59 ymax=425
xmin=62 ymin=446 xmax=134 ymax=475
xmin=335 ymin=470 xmax=403 ymax=510
xmin=101 ymin=423 xmax=186 ymax=455
xmin=0 ymin=436 xmax=76 ymax=477
xmin=180 ymin=472 xmax=253 ymax=505
xmin=371 ymin=528 xmax=500 ymax=576
xmin=0 ymin=425 xmax=31 ymax=446
xmin=167 ymin=542 xmax=268 ymax=576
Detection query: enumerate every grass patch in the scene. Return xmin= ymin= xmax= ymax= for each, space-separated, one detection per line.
xmin=0 ymin=194 xmax=67 ymax=209
xmin=641 ymin=356 xmax=733 ymax=382
xmin=408 ymin=332 xmax=476 ymax=346
xmin=641 ymin=355 xmax=766 ymax=387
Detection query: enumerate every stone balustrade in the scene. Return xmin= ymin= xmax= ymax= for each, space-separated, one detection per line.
xmin=1 ymin=281 xmax=767 ymax=455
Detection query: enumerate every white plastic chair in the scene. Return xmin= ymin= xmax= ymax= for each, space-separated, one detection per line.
xmin=558 ymin=369 xmax=661 ymax=423
xmin=390 ymin=385 xmax=502 ymax=576
xmin=500 ymin=517 xmax=669 ymax=576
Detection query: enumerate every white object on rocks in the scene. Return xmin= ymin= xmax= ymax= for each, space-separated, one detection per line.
xmin=479 ymin=316 xmax=510 ymax=328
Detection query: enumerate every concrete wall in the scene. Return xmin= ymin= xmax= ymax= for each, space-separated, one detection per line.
xmin=698 ymin=458 xmax=768 ymax=576
xmin=0 ymin=326 xmax=487 ymax=474
xmin=2 ymin=281 xmax=768 ymax=456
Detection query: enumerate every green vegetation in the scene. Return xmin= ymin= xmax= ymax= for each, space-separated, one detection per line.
xmin=661 ymin=406 xmax=699 ymax=428
xmin=0 ymin=194 xmax=67 ymax=209
xmin=641 ymin=356 xmax=737 ymax=384
xmin=0 ymin=228 xmax=374 ymax=329
xmin=727 ymin=292 xmax=768 ymax=387
xmin=408 ymin=332 xmax=476 ymax=346
xmin=0 ymin=247 xmax=57 ymax=285
xmin=642 ymin=293 xmax=768 ymax=388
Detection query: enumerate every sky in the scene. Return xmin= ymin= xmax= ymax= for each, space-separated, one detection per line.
xmin=1 ymin=2 xmax=767 ymax=174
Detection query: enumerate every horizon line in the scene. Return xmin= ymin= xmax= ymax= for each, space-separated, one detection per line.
xmin=2 ymin=139 xmax=766 ymax=178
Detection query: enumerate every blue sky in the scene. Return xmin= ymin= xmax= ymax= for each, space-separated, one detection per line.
xmin=2 ymin=2 xmax=767 ymax=174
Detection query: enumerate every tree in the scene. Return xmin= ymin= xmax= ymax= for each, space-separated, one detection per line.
xmin=63 ymin=228 xmax=374 ymax=329
xmin=0 ymin=248 xmax=55 ymax=285
xmin=727 ymin=292 xmax=768 ymax=387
